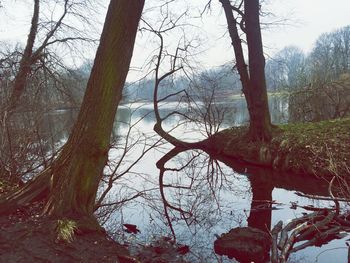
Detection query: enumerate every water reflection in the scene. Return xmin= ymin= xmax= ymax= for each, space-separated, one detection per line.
xmin=247 ymin=175 xmax=273 ymax=234
xmin=118 ymin=95 xmax=289 ymax=129
xmin=9 ymin=98 xmax=348 ymax=262
xmin=148 ymin=148 xmax=348 ymax=262
xmin=3 ymin=94 xmax=288 ymax=181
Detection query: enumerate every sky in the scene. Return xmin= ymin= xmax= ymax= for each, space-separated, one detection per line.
xmin=262 ymin=0 xmax=350 ymax=54
xmin=0 ymin=0 xmax=349 ymax=80
xmin=187 ymin=0 xmax=350 ymax=67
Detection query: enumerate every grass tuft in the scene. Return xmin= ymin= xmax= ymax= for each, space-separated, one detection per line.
xmin=56 ymin=219 xmax=77 ymax=243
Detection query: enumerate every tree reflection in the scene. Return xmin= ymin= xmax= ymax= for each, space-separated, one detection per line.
xmin=154 ymin=147 xmax=349 ymax=262
xmin=247 ymin=174 xmax=273 ymax=233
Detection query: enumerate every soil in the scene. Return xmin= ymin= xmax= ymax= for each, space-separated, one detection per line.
xmin=0 ymin=199 xmax=136 ymax=263
xmin=0 ymin=181 xmax=190 ymax=263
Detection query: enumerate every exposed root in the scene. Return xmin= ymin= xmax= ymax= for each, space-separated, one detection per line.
xmin=0 ymin=168 xmax=52 ymax=215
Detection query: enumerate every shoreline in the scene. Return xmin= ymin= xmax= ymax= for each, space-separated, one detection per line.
xmin=209 ymin=118 xmax=350 ymax=179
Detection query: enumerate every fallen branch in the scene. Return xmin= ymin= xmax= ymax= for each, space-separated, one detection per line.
xmin=278 ymin=211 xmax=324 ymax=249
xmin=291 ymin=226 xmax=345 ymax=253
xmin=295 ymin=192 xmax=350 ymax=202
xmin=271 ymin=221 xmax=283 ymax=263
xmin=271 ymin=176 xmax=350 ymax=262
xmin=279 ymin=222 xmax=310 ymax=263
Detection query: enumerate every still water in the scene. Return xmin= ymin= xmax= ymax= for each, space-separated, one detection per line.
xmin=49 ymin=97 xmax=348 ymax=262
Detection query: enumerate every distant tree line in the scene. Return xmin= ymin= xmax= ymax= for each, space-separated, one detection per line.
xmin=3 ymin=25 xmax=348 ymax=108
xmin=266 ymin=25 xmax=350 ymax=91
xmin=122 ymin=25 xmax=350 ymax=102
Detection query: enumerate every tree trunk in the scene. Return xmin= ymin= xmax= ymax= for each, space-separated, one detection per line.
xmin=0 ymin=0 xmax=144 ymax=230
xmin=219 ymin=0 xmax=273 ymax=141
xmin=244 ymin=0 xmax=272 ymax=141
xmin=7 ymin=0 xmax=39 ymax=111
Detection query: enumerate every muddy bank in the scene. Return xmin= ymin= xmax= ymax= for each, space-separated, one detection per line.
xmin=0 ymin=199 xmax=135 ymax=263
xmin=209 ymin=118 xmax=350 ymax=178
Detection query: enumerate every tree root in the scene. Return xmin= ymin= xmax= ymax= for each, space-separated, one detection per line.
xmin=0 ymin=168 xmax=52 ymax=215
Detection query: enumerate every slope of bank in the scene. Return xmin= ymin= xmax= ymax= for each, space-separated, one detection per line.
xmin=211 ymin=118 xmax=350 ymax=178
xmin=0 ymin=201 xmax=136 ymax=263
xmin=0 ymin=181 xmax=190 ymax=263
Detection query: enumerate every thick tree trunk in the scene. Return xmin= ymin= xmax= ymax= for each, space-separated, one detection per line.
xmin=0 ymin=0 xmax=145 ymax=230
xmin=219 ymin=0 xmax=250 ymax=91
xmin=43 ymin=0 xmax=144 ymax=220
xmin=244 ymin=0 xmax=272 ymax=141
xmin=219 ymin=0 xmax=273 ymax=141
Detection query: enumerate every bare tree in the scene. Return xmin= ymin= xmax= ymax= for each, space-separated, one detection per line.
xmin=7 ymin=0 xmax=40 ymax=111
xmin=3 ymin=0 xmax=98 ymax=112
xmin=140 ymin=6 xmax=214 ymax=149
xmin=265 ymin=46 xmax=308 ymax=91
xmin=0 ymin=0 xmax=100 ymax=184
xmin=189 ymin=71 xmax=231 ymax=137
xmin=309 ymin=26 xmax=350 ymax=85
xmin=219 ymin=0 xmax=273 ymax=141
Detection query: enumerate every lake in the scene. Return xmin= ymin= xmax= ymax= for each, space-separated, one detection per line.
xmin=45 ymin=97 xmax=348 ymax=262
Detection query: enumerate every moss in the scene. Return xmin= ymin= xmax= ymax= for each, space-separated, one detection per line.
xmin=56 ymin=219 xmax=77 ymax=243
xmin=213 ymin=118 xmax=350 ymax=178
xmin=275 ymin=118 xmax=350 ymax=175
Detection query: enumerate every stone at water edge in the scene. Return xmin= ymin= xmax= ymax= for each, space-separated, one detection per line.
xmin=214 ymin=227 xmax=271 ymax=263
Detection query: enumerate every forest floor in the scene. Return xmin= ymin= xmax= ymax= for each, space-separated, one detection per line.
xmin=0 ymin=210 xmax=188 ymax=263
xmin=212 ymin=117 xmax=350 ymax=178
xmin=0 ymin=183 xmax=137 ymax=263
xmin=0 ymin=182 xmax=189 ymax=263
xmin=0 ymin=209 xmax=137 ymax=261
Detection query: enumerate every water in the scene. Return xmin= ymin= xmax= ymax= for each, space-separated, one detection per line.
xmin=42 ymin=97 xmax=349 ymax=262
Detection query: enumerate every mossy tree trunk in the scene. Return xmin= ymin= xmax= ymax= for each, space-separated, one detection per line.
xmin=0 ymin=0 xmax=144 ymax=229
xmin=219 ymin=0 xmax=273 ymax=141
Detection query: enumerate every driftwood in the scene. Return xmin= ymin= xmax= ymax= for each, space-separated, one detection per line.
xmin=271 ymin=177 xmax=350 ymax=262
xmin=271 ymin=221 xmax=283 ymax=263
xmin=295 ymin=191 xmax=350 ymax=202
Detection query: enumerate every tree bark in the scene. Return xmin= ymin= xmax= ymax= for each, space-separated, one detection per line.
xmin=219 ymin=0 xmax=273 ymax=141
xmin=0 ymin=0 xmax=145 ymax=230
xmin=244 ymin=0 xmax=272 ymax=140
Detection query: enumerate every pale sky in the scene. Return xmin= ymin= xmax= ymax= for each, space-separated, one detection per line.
xmin=187 ymin=0 xmax=350 ymax=67
xmin=262 ymin=0 xmax=350 ymax=54
xmin=0 ymin=0 xmax=349 ymax=80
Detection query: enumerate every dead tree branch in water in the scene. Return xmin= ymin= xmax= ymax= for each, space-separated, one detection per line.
xmin=270 ymin=176 xmax=350 ymax=263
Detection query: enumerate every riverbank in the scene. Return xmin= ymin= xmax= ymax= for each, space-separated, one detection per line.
xmin=0 ymin=182 xmax=134 ymax=262
xmin=0 ymin=198 xmax=136 ymax=262
xmin=210 ymin=118 xmax=350 ymax=178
